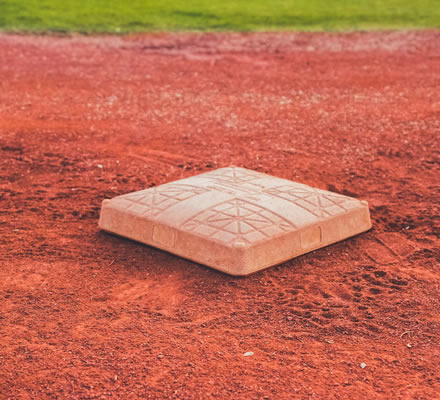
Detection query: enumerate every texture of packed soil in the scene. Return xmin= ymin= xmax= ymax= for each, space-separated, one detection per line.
xmin=0 ymin=31 xmax=439 ymax=399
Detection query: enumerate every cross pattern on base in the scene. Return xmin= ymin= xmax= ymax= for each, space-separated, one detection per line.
xmin=117 ymin=184 xmax=208 ymax=217
xmin=264 ymin=184 xmax=351 ymax=218
xmin=180 ymin=198 xmax=295 ymax=245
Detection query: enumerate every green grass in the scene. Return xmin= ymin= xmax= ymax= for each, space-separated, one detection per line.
xmin=0 ymin=0 xmax=439 ymax=33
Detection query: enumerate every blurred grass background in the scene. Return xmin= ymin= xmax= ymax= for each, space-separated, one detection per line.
xmin=0 ymin=0 xmax=439 ymax=33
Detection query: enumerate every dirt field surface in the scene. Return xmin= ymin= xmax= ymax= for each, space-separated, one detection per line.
xmin=0 ymin=31 xmax=439 ymax=399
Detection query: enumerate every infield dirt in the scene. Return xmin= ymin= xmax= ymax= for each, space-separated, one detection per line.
xmin=0 ymin=31 xmax=439 ymax=399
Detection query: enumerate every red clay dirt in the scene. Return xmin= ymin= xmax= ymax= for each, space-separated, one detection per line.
xmin=0 ymin=31 xmax=439 ymax=399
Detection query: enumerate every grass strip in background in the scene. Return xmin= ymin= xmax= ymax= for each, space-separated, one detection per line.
xmin=0 ymin=0 xmax=439 ymax=33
